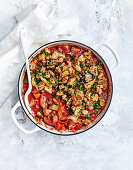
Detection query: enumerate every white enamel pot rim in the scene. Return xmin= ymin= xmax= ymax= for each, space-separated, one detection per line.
xmin=11 ymin=40 xmax=120 ymax=135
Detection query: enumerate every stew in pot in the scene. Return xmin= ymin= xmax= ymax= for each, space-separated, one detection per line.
xmin=22 ymin=44 xmax=109 ymax=132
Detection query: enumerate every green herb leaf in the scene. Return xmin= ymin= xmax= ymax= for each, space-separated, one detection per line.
xmin=87 ymin=113 xmax=89 ymax=120
xmin=44 ymin=77 xmax=50 ymax=82
xmin=85 ymin=61 xmax=90 ymax=67
xmin=35 ymin=70 xmax=39 ymax=75
xmin=45 ymin=52 xmax=48 ymax=55
xmin=80 ymin=109 xmax=83 ymax=113
xmin=74 ymin=70 xmax=79 ymax=76
xmin=93 ymin=82 xmax=96 ymax=89
xmin=87 ymin=69 xmax=91 ymax=73
xmin=95 ymin=108 xmax=99 ymax=112
xmin=97 ymin=69 xmax=101 ymax=72
xmin=24 ymin=77 xmax=28 ymax=81
xmin=35 ymin=78 xmax=41 ymax=84
xmin=38 ymin=62 xmax=43 ymax=67
xmin=49 ymin=61 xmax=53 ymax=66
xmin=95 ymin=61 xmax=102 ymax=66
xmin=89 ymin=103 xmax=93 ymax=107
xmin=52 ymin=114 xmax=55 ymax=119
xmin=97 ymin=79 xmax=100 ymax=83
xmin=55 ymin=76 xmax=59 ymax=84
xmin=82 ymin=100 xmax=85 ymax=104
xmin=36 ymin=65 xmax=41 ymax=70
xmin=31 ymin=72 xmax=35 ymax=76
xmin=79 ymin=86 xmax=84 ymax=91
xmin=57 ymin=62 xmax=62 ymax=66
xmin=71 ymin=47 xmax=75 ymax=50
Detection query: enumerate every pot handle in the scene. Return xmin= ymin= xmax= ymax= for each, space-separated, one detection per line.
xmin=92 ymin=43 xmax=120 ymax=74
xmin=11 ymin=101 xmax=40 ymax=134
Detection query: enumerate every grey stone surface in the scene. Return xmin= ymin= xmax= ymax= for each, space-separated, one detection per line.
xmin=0 ymin=0 xmax=132 ymax=170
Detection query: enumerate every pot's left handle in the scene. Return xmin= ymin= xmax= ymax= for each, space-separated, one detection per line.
xmin=11 ymin=101 xmax=40 ymax=134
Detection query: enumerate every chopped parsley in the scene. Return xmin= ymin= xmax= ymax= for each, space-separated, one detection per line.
xmin=95 ymin=61 xmax=102 ymax=66
xmin=36 ymin=65 xmax=42 ymax=71
xmin=57 ymin=62 xmax=62 ymax=66
xmin=52 ymin=114 xmax=55 ymax=119
xmin=82 ymin=100 xmax=85 ymax=104
xmin=38 ymin=62 xmax=43 ymax=67
xmin=44 ymin=77 xmax=50 ymax=82
xmin=80 ymin=109 xmax=83 ymax=113
xmin=35 ymin=70 xmax=39 ymax=75
xmin=97 ymin=69 xmax=101 ymax=72
xmin=93 ymin=83 xmax=96 ymax=89
xmin=45 ymin=52 xmax=49 ymax=55
xmin=91 ymin=114 xmax=95 ymax=116
xmin=85 ymin=61 xmax=90 ymax=67
xmin=74 ymin=70 xmax=80 ymax=76
xmin=87 ymin=113 xmax=89 ymax=120
xmin=24 ymin=77 xmax=28 ymax=81
xmin=89 ymin=103 xmax=93 ymax=107
xmin=97 ymin=79 xmax=101 ymax=83
xmin=49 ymin=61 xmax=53 ymax=66
xmin=55 ymin=76 xmax=59 ymax=84
xmin=79 ymin=86 xmax=84 ymax=91
xmin=31 ymin=72 xmax=35 ymax=76
xmin=34 ymin=78 xmax=41 ymax=84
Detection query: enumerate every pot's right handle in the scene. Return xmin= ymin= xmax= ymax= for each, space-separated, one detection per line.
xmin=11 ymin=101 xmax=40 ymax=134
xmin=92 ymin=43 xmax=120 ymax=74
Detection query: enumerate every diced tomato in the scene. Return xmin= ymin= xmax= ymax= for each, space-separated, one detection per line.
xmin=68 ymin=123 xmax=81 ymax=131
xmin=47 ymin=98 xmax=53 ymax=105
xmin=58 ymin=105 xmax=64 ymax=112
xmin=45 ymin=91 xmax=53 ymax=100
xmin=35 ymin=103 xmax=40 ymax=109
xmin=33 ymin=93 xmax=40 ymax=99
xmin=56 ymin=122 xmax=62 ymax=131
xmin=71 ymin=47 xmax=80 ymax=54
xmin=49 ymin=104 xmax=58 ymax=111
xmin=44 ymin=116 xmax=55 ymax=127
xmin=40 ymin=95 xmax=47 ymax=108
xmin=32 ymin=88 xmax=38 ymax=93
xmin=62 ymin=45 xmax=70 ymax=53
xmin=32 ymin=88 xmax=40 ymax=99
xmin=57 ymin=47 xmax=63 ymax=53
xmin=53 ymin=115 xmax=58 ymax=123
xmin=48 ymin=47 xmax=56 ymax=52
xmin=29 ymin=98 xmax=35 ymax=107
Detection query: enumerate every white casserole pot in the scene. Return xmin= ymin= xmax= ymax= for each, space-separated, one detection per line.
xmin=11 ymin=40 xmax=120 ymax=135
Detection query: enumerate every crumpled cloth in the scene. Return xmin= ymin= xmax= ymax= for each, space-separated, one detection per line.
xmin=0 ymin=1 xmax=83 ymax=106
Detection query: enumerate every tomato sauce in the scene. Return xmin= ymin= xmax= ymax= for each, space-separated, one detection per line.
xmin=21 ymin=43 xmax=109 ymax=133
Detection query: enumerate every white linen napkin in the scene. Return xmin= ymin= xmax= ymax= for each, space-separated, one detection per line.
xmin=0 ymin=1 xmax=82 ymax=107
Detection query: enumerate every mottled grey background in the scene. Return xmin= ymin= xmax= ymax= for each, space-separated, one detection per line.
xmin=0 ymin=0 xmax=133 ymax=170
